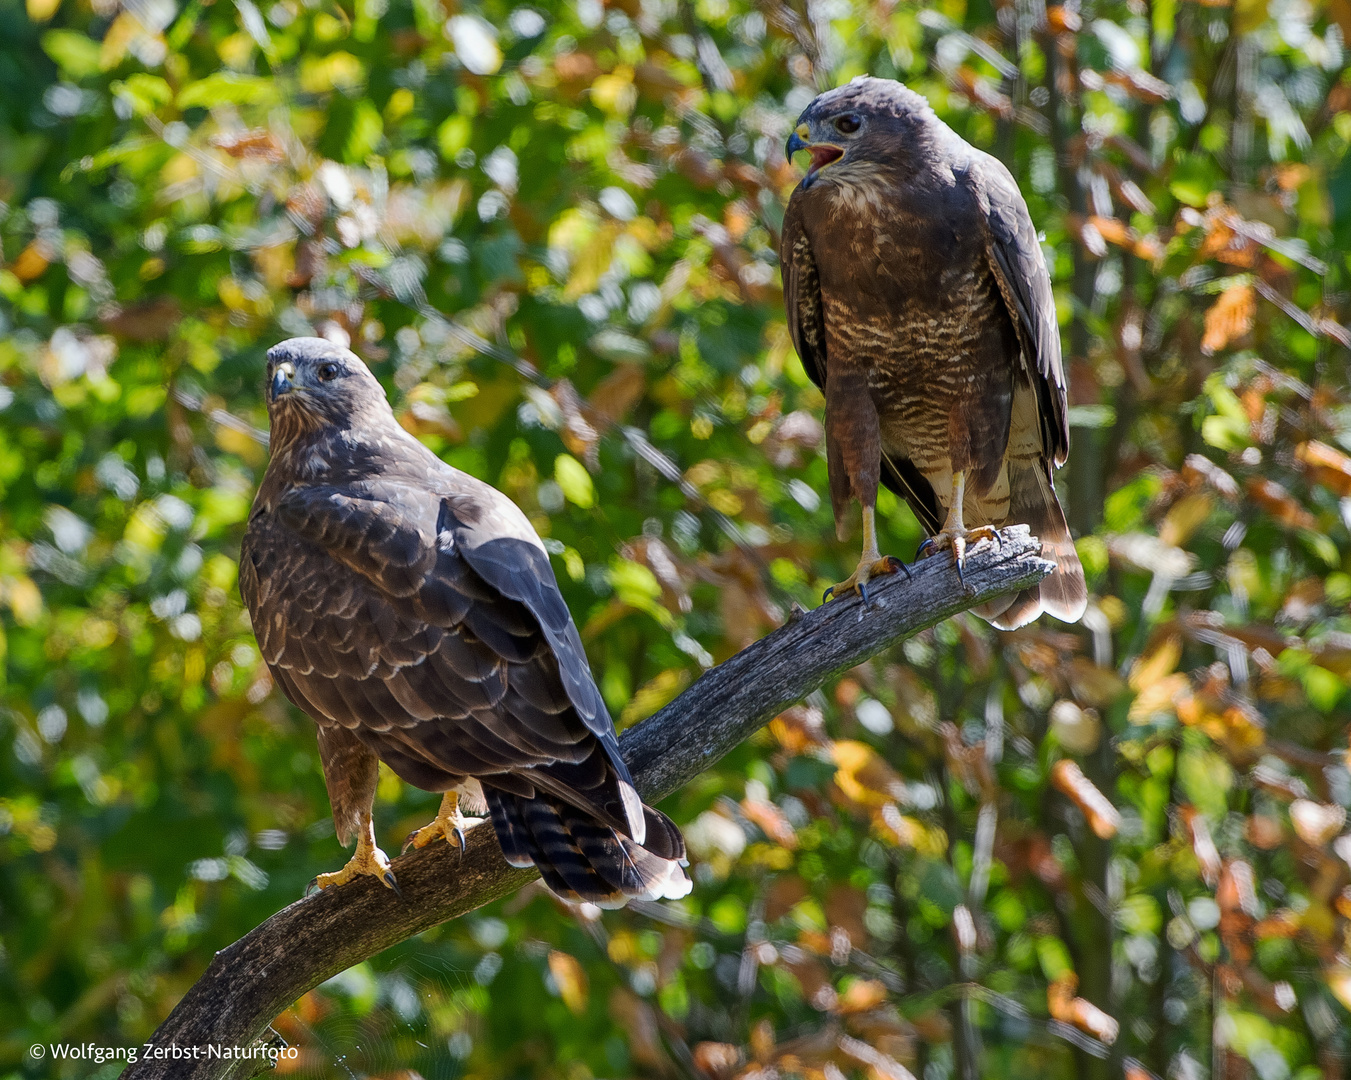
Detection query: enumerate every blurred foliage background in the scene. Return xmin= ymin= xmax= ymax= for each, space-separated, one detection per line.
xmin=2 ymin=0 xmax=1351 ymax=1074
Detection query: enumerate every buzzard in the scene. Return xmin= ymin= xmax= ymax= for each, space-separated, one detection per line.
xmin=782 ymin=77 xmax=1087 ymax=629
xmin=240 ymin=337 xmax=690 ymax=905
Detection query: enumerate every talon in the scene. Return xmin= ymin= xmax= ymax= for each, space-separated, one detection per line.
xmin=402 ymin=830 xmax=418 ymax=855
xmin=384 ymin=871 xmax=402 ymax=898
xmin=453 ymin=826 xmax=467 ymax=853
xmin=822 ymin=586 xmax=836 ymax=603
xmin=886 ymin=555 xmax=912 ymax=580
xmin=858 ymin=580 xmax=871 ymax=608
xmin=305 ymin=877 xmax=320 ymax=897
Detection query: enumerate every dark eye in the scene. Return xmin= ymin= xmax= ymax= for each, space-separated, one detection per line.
xmin=317 ymin=362 xmax=340 ymax=381
xmin=834 ymin=115 xmax=861 ymax=135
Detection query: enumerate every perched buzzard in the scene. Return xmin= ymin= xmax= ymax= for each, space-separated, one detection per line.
xmin=782 ymin=77 xmax=1087 ymax=629
xmin=240 ymin=337 xmax=690 ymax=905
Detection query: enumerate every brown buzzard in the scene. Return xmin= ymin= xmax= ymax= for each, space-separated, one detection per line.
xmin=240 ymin=337 xmax=690 ymax=905
xmin=782 ymin=77 xmax=1087 ymax=629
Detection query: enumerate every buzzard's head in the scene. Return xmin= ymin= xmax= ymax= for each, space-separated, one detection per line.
xmin=786 ymin=76 xmax=934 ymax=189
xmin=264 ymin=337 xmax=390 ymax=440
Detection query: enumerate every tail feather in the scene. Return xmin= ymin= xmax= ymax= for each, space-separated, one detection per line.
xmin=483 ymin=785 xmax=690 ymax=906
xmin=974 ymin=461 xmax=1086 ymax=630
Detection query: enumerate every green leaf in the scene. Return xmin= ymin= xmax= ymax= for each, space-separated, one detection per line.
xmin=177 ymin=72 xmax=279 ymax=109
xmin=554 ymin=453 xmax=595 ymax=508
xmin=41 ymin=30 xmax=102 ymax=79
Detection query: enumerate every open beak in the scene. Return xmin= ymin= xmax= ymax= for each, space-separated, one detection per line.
xmin=271 ymin=361 xmax=295 ymax=401
xmin=786 ymin=124 xmax=843 ymax=189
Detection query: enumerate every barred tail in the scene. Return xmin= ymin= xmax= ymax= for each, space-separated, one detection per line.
xmin=484 ymin=787 xmax=691 ymax=907
xmin=974 ymin=460 xmax=1087 ymax=630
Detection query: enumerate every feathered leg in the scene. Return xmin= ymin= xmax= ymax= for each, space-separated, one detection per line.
xmin=310 ymin=723 xmax=399 ymax=894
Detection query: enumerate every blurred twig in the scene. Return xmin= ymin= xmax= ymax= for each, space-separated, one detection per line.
xmin=123 ymin=531 xmax=1054 ymax=1080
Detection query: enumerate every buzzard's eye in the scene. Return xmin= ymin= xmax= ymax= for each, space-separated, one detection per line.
xmin=317 ymin=362 xmax=340 ymax=382
xmin=835 ymin=115 xmax=861 ymax=135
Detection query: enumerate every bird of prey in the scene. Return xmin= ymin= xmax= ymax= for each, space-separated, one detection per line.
xmin=782 ymin=77 xmax=1086 ymax=629
xmin=240 ymin=337 xmax=690 ymax=905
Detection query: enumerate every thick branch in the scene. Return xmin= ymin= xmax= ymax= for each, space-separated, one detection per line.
xmin=125 ymin=529 xmax=1052 ymax=1080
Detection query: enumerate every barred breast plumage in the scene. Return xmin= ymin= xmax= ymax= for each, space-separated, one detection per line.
xmin=782 ymin=77 xmax=1087 ymax=628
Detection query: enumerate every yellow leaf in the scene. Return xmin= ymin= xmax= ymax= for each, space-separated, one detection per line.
xmin=620 ymin=668 xmax=690 ymax=727
xmin=547 ymin=950 xmax=588 ymax=1015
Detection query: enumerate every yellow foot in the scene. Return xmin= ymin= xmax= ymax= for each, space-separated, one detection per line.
xmin=310 ymin=844 xmax=399 ymax=896
xmin=823 ymin=555 xmax=908 ymax=606
xmin=918 ymin=526 xmax=1001 ymax=580
xmin=403 ymin=806 xmax=486 ymax=855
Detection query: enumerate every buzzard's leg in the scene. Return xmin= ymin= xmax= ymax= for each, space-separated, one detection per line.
xmin=917 ymin=471 xmax=1001 ymax=580
xmin=311 ymin=809 xmax=399 ymax=895
xmin=404 ymin=789 xmax=487 ymax=855
xmin=823 ymin=505 xmax=906 ymax=606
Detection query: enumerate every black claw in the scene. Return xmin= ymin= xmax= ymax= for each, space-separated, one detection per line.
xmin=822 ymin=586 xmax=836 ymax=602
xmin=304 ymin=877 xmax=320 ymax=897
xmin=888 ymin=555 xmax=912 ymax=580
xmin=401 ymin=830 xmax=418 ymax=855
xmin=384 ymin=871 xmax=402 ymax=898
xmin=453 ymin=826 xmax=467 ymax=854
xmin=954 ymin=554 xmax=966 ymax=584
xmin=858 ymin=580 xmax=871 ymax=608
xmin=916 ymin=538 xmax=936 ymax=560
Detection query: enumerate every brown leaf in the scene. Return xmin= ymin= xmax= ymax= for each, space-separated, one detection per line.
xmin=589 ymin=363 xmax=646 ymax=422
xmin=100 ymin=296 xmax=182 ymax=342
xmin=1201 ymin=283 xmax=1255 ymax=355
xmin=210 ymin=128 xmax=286 ymax=161
xmin=1245 ymin=477 xmax=1316 ymax=530
xmin=694 ymin=1043 xmax=742 ymax=1080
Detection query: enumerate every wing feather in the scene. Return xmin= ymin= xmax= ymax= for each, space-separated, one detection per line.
xmin=969 ymin=153 xmax=1069 ymax=467
xmin=781 ymin=194 xmax=827 ymax=390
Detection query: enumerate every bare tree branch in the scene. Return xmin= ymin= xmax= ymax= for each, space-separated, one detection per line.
xmin=123 ymin=529 xmax=1053 ymax=1080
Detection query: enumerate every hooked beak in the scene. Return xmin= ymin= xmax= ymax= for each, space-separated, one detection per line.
xmin=786 ymin=123 xmax=843 ymax=189
xmin=271 ymin=361 xmax=295 ymax=401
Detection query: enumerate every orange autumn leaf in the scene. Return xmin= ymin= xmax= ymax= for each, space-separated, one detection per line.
xmin=1050 ymin=760 xmax=1121 ymax=839
xmin=835 ymin=978 xmax=889 ymax=1014
xmin=1047 ymin=974 xmax=1119 ymax=1044
xmin=741 ymin=793 xmax=798 ymax=849
xmin=1201 ymin=283 xmax=1255 ymax=355
xmin=11 ymin=240 xmax=50 ymax=283
xmin=1296 ymin=440 xmax=1351 ymax=498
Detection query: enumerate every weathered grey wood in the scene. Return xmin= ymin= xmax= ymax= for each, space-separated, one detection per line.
xmin=124 ymin=529 xmax=1052 ymax=1080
